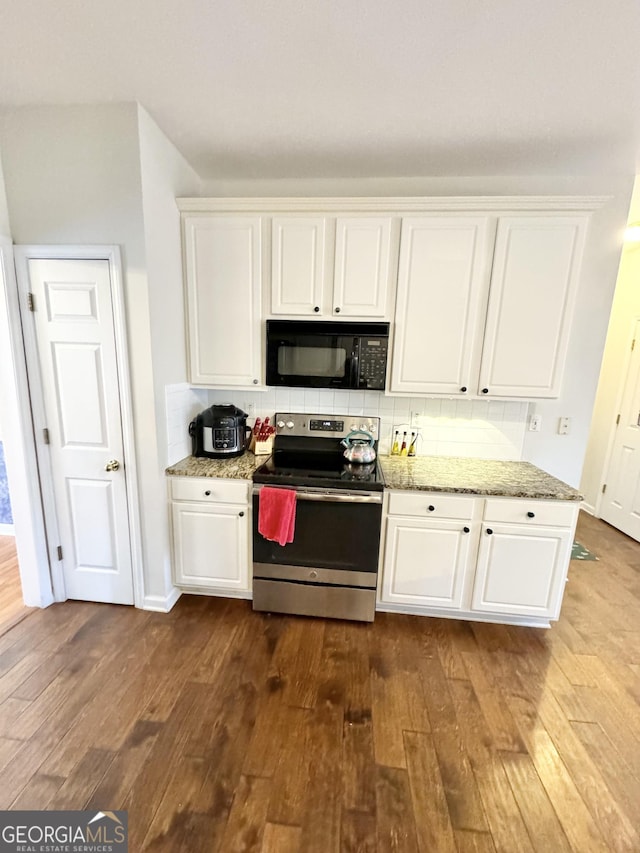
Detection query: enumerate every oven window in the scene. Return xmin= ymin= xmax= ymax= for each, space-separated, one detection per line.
xmin=253 ymin=495 xmax=381 ymax=573
xmin=277 ymin=344 xmax=346 ymax=378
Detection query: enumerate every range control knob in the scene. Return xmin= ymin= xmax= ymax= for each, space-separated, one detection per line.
xmin=286 ymin=421 xmax=295 ymax=429
xmin=351 ymin=424 xmax=358 ymax=431
xmin=360 ymin=423 xmax=368 ymax=431
xmin=277 ymin=420 xmax=285 ymax=429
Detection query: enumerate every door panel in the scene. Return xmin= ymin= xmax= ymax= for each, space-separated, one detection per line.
xmin=28 ymin=258 xmax=134 ymax=604
xmin=382 ymin=517 xmax=470 ymax=609
xmin=172 ymin=501 xmax=249 ymax=592
xmin=479 ymin=215 xmax=586 ymax=397
xmin=601 ymin=318 xmax=640 ymax=539
xmin=472 ymin=523 xmax=572 ymax=618
xmin=184 ymin=215 xmax=262 ymax=385
xmin=390 ymin=216 xmax=492 ymax=395
xmin=271 ymin=217 xmax=326 ymax=315
xmin=334 ymin=217 xmax=392 ymax=317
xmin=53 ymin=343 xmax=107 ymax=445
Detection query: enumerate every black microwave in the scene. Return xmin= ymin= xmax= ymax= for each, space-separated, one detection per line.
xmin=266 ymin=320 xmax=390 ymax=390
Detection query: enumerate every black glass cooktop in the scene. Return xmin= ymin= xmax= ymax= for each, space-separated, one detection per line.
xmin=253 ymin=451 xmax=385 ymax=492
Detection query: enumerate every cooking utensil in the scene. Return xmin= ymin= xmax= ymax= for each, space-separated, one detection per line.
xmin=341 ymin=430 xmax=377 ymax=464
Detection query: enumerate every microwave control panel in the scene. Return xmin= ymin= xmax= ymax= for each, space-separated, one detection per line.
xmin=358 ymin=337 xmax=388 ymax=390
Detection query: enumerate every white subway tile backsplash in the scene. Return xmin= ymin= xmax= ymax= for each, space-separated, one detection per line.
xmin=165 ymin=384 xmax=528 ymax=463
xmin=303 ymin=389 xmax=320 ymax=411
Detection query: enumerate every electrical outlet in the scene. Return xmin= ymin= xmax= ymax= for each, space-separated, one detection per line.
xmin=558 ymin=416 xmax=571 ymax=435
xmin=529 ymin=414 xmax=541 ymax=432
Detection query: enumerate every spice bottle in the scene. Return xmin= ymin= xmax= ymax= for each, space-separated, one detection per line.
xmin=391 ymin=430 xmax=400 ymax=456
xmin=408 ymin=431 xmax=417 ymax=457
xmin=400 ymin=431 xmax=408 ymax=456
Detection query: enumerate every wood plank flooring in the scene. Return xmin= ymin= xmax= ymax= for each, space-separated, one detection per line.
xmin=0 ymin=535 xmax=29 ymax=635
xmin=0 ymin=511 xmax=639 ymax=851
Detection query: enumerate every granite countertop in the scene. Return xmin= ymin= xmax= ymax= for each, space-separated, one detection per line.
xmin=380 ymin=456 xmax=583 ymax=501
xmin=165 ymin=453 xmax=266 ymax=480
xmin=165 ymin=452 xmax=582 ymax=501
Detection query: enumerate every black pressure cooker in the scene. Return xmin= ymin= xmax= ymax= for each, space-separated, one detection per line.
xmin=189 ymin=403 xmax=252 ymax=459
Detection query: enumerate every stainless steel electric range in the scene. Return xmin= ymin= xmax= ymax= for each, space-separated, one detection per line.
xmin=252 ymin=413 xmax=384 ymax=622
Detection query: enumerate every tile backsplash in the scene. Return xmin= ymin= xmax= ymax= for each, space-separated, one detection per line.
xmin=165 ymin=386 xmax=529 ymax=464
xmin=165 ymin=383 xmax=210 ymax=465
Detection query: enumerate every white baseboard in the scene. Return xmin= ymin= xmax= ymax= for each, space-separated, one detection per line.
xmin=142 ymin=586 xmax=182 ymax=613
xmin=580 ymin=502 xmax=596 ymax=516
xmin=0 ymin=523 xmax=15 ymax=535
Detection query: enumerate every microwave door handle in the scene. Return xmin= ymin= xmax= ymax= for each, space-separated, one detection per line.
xmin=350 ymin=351 xmax=359 ymax=387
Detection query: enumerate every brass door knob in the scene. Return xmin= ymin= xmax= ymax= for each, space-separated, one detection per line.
xmin=104 ymin=459 xmax=121 ymax=472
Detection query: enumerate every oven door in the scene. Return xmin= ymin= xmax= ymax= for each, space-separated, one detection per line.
xmin=252 ymin=485 xmax=382 ymax=621
xmin=266 ymin=330 xmax=357 ymax=389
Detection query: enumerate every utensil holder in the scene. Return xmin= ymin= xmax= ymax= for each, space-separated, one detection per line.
xmin=250 ymin=435 xmax=274 ymax=456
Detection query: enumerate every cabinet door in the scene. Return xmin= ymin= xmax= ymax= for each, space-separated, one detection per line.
xmin=271 ymin=217 xmax=326 ymax=315
xmin=381 ymin=516 xmax=472 ymax=609
xmin=390 ymin=216 xmax=492 ymax=395
xmin=478 ymin=215 xmax=587 ymax=397
xmin=472 ymin=523 xmax=572 ymax=619
xmin=171 ymin=501 xmax=250 ymax=595
xmin=184 ymin=215 xmax=262 ymax=386
xmin=333 ymin=217 xmax=393 ymax=317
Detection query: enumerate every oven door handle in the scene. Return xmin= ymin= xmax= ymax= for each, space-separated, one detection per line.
xmin=252 ymin=486 xmax=382 ymax=504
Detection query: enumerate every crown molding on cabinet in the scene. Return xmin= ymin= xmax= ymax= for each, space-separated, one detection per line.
xmin=177 ymin=196 xmax=609 ymax=213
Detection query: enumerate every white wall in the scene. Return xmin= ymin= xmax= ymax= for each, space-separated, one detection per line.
xmin=580 ymin=177 xmax=640 ymax=510
xmin=198 ymin=174 xmax=632 ymax=487
xmin=0 ymin=158 xmax=10 ymax=239
xmin=0 ymin=104 xmax=181 ymax=608
xmin=0 ymin=154 xmax=52 ymax=600
xmin=0 ymin=155 xmax=5 ymax=443
xmin=136 ymin=105 xmax=201 ymax=605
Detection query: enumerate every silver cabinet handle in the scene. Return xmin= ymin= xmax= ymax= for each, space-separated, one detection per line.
xmin=252 ymin=485 xmax=382 ymax=504
xmin=104 ymin=459 xmax=120 ymax=472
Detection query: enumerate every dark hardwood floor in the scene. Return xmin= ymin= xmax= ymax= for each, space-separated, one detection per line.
xmin=0 ymin=511 xmax=639 ymax=851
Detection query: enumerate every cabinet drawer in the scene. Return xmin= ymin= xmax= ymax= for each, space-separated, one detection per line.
xmin=170 ymin=477 xmax=248 ymax=504
xmin=388 ymin=491 xmax=475 ymax=520
xmin=483 ymin=498 xmax=578 ymax=527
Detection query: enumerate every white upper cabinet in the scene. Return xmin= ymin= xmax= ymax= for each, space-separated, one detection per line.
xmin=389 ymin=210 xmax=589 ymax=399
xmin=478 ymin=215 xmax=587 ymax=398
xmin=271 ymin=217 xmax=326 ymax=315
xmin=183 ymin=214 xmax=262 ymax=387
xmin=390 ymin=216 xmax=493 ymax=395
xmin=270 ymin=215 xmax=394 ymax=318
xmin=178 ymin=198 xmax=596 ymax=398
xmin=333 ymin=217 xmax=393 ymax=317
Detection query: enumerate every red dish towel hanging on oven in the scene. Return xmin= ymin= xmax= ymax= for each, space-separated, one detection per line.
xmin=258 ymin=486 xmax=297 ymax=546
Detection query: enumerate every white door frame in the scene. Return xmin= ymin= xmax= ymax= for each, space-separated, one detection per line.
xmin=594 ymin=314 xmax=640 ymax=518
xmin=13 ymin=246 xmax=145 ymax=607
xmin=0 ymin=238 xmax=53 ymax=607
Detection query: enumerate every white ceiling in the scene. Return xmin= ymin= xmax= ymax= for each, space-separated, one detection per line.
xmin=1 ymin=0 xmax=639 ymax=179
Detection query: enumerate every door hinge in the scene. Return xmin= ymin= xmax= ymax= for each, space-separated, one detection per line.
xmin=602 ymin=484 xmax=607 ymax=494
xmin=27 ymin=292 xmax=35 ymax=312
xmin=56 ymin=545 xmax=63 ymax=561
xmin=616 ymin=414 xmax=621 ymax=426
xmin=43 ymin=428 xmax=50 ymax=444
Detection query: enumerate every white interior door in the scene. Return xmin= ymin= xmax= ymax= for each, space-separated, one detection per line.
xmin=601 ymin=318 xmax=640 ymax=540
xmin=27 ymin=258 xmax=134 ymax=604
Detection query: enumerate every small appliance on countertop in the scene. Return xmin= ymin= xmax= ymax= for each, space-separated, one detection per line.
xmin=189 ymin=403 xmax=252 ymax=459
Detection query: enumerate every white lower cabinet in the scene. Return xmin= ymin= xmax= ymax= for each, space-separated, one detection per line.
xmin=382 ymin=517 xmax=474 ymax=609
xmin=169 ymin=477 xmax=251 ymax=597
xmin=471 ymin=498 xmax=577 ymax=620
xmin=380 ymin=491 xmax=579 ymax=625
xmin=472 ymin=523 xmax=572 ymax=619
